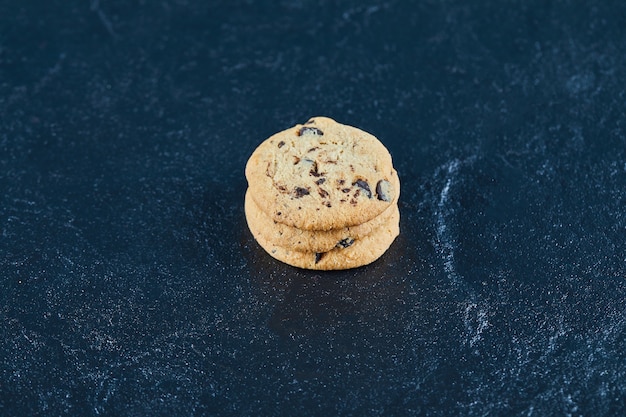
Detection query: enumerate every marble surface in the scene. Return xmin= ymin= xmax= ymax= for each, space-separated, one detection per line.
xmin=2 ymin=1 xmax=626 ymax=415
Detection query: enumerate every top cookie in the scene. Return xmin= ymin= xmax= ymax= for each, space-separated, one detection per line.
xmin=245 ymin=117 xmax=397 ymax=230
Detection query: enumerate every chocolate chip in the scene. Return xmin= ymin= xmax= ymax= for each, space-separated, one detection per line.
xmin=294 ymin=187 xmax=310 ymax=198
xmin=308 ymin=147 xmax=319 ymax=152
xmin=337 ymin=179 xmax=345 ymax=185
xmin=293 ymin=156 xmax=301 ymax=165
xmin=277 ymin=212 xmax=282 ymax=216
xmin=277 ymin=141 xmax=285 ymax=148
xmin=315 ymin=178 xmax=326 ymax=185
xmin=336 ymin=237 xmax=354 ymax=248
xmin=315 ymin=252 xmax=324 ymax=264
xmin=309 ymin=161 xmax=321 ymax=177
xmin=298 ymin=126 xmax=324 ymax=136
xmin=324 ymin=201 xmax=332 ymax=208
xmin=318 ymin=188 xmax=329 ymax=198
xmin=375 ymin=179 xmax=393 ymax=202
xmin=353 ymin=179 xmax=372 ymax=198
xmin=341 ymin=188 xmax=351 ymax=193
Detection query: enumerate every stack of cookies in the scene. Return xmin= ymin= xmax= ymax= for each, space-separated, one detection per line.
xmin=244 ymin=117 xmax=400 ymax=270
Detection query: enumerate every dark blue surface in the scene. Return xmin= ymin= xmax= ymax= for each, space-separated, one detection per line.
xmin=2 ymin=1 xmax=626 ymax=415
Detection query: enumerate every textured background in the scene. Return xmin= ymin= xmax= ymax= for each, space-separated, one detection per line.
xmin=2 ymin=1 xmax=626 ymax=415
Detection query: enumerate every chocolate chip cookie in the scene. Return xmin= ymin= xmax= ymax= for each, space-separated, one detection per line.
xmin=245 ymin=117 xmax=397 ymax=231
xmin=244 ymin=116 xmax=400 ymax=270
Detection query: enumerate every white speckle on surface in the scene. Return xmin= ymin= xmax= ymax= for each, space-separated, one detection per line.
xmin=435 ymin=159 xmax=462 ymax=285
xmin=463 ymin=302 xmax=489 ymax=348
xmin=566 ymin=73 xmax=595 ymax=94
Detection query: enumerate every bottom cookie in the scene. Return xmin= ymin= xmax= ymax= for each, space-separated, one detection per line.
xmin=247 ymin=205 xmax=400 ymax=270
